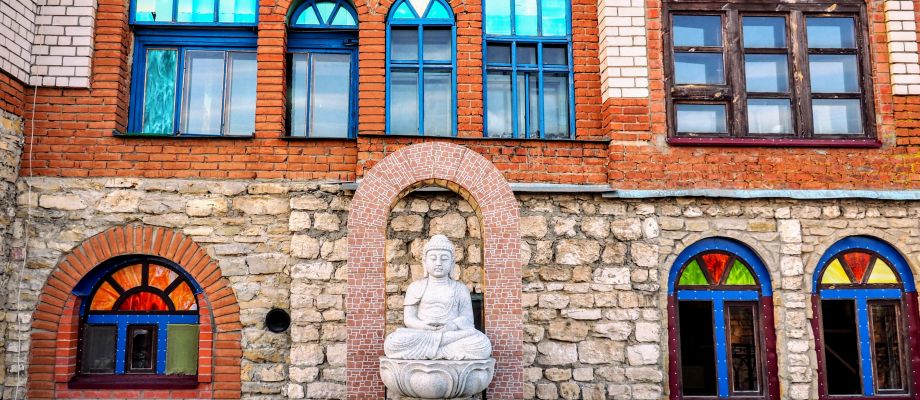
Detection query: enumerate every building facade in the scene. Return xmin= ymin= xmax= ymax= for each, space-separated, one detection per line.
xmin=2 ymin=0 xmax=920 ymax=398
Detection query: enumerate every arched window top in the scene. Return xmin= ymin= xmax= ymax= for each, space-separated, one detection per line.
xmin=483 ymin=0 xmax=568 ymax=36
xmin=812 ymin=236 xmax=915 ymax=292
xmin=80 ymin=256 xmax=200 ymax=313
xmin=388 ymin=0 xmax=454 ymax=22
xmin=290 ymin=0 xmax=358 ymax=28
xmin=668 ymin=237 xmax=772 ymax=295
xmin=132 ymin=0 xmax=258 ymax=25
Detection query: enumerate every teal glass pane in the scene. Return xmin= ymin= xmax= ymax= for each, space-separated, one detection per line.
xmin=218 ymin=0 xmax=256 ymax=23
xmin=316 ymin=1 xmax=336 ymax=23
xmin=176 ymin=0 xmax=215 ymax=22
xmin=141 ymin=49 xmax=178 ymax=135
xmin=135 ymin=0 xmax=175 ymax=22
xmin=330 ymin=7 xmax=357 ymax=25
xmin=514 ymin=0 xmax=537 ymax=35
xmin=484 ymin=0 xmax=511 ymax=35
xmin=425 ymin=1 xmax=450 ymax=19
xmin=296 ymin=6 xmax=321 ymax=25
xmin=393 ymin=2 xmax=415 ymax=18
xmin=540 ymin=0 xmax=566 ymax=36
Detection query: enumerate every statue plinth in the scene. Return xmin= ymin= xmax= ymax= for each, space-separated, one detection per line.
xmin=380 ymin=357 xmax=495 ymax=399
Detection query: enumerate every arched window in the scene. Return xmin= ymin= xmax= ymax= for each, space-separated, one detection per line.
xmin=74 ymin=256 xmax=200 ymax=382
xmin=812 ymin=236 xmax=920 ymax=399
xmin=386 ymin=0 xmax=456 ymax=136
xmin=667 ymin=238 xmax=778 ymax=399
xmin=127 ymin=0 xmax=258 ymax=136
xmin=482 ymin=0 xmax=573 ymax=138
xmin=287 ymin=0 xmax=359 ymax=138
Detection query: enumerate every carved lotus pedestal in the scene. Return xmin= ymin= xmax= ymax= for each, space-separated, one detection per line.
xmin=379 ymin=358 xmax=495 ymax=399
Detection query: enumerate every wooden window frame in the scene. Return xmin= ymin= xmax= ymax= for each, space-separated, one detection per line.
xmin=125 ymin=325 xmax=158 ymax=374
xmin=725 ymin=302 xmax=764 ymax=397
xmin=662 ymin=0 xmax=879 ymax=147
xmin=867 ymin=301 xmax=909 ymax=395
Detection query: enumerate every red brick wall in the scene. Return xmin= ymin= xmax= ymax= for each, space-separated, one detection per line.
xmin=0 ymin=70 xmax=25 ymax=117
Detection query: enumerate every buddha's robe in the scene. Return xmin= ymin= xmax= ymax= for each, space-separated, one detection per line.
xmin=383 ymin=278 xmax=492 ymax=360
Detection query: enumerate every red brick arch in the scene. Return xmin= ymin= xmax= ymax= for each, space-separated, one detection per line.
xmin=346 ymin=142 xmax=522 ymax=399
xmin=26 ymin=224 xmax=242 ymax=399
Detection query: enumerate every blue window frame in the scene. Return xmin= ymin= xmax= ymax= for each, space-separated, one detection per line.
xmin=131 ymin=0 xmax=258 ymax=25
xmin=287 ymin=0 xmax=359 ymax=138
xmin=812 ymin=236 xmax=920 ymax=399
xmin=386 ymin=0 xmax=456 ymax=136
xmin=482 ymin=0 xmax=574 ymax=138
xmin=667 ymin=238 xmax=778 ymax=399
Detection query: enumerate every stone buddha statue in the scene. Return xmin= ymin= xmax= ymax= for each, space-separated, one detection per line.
xmin=383 ymin=234 xmax=492 ymax=361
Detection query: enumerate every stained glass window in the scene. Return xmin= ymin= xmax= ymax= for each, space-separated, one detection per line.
xmin=819 ymin=250 xmax=901 ymax=286
xmin=675 ymin=251 xmax=759 ymax=288
xmin=291 ymin=0 xmax=358 ymax=28
xmin=88 ymin=262 xmax=198 ymax=312
xmin=134 ymin=0 xmax=256 ymax=24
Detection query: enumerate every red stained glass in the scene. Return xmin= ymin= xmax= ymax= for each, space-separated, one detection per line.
xmin=119 ymin=291 xmax=169 ymax=311
xmin=843 ymin=251 xmax=872 ymax=282
xmin=701 ymin=253 xmax=731 ymax=283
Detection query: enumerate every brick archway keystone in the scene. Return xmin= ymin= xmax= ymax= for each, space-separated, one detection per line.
xmin=346 ymin=142 xmax=522 ymax=399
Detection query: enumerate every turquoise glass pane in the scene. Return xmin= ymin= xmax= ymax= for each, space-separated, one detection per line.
xmin=484 ymin=0 xmax=511 ymax=35
xmin=330 ymin=8 xmax=357 ymax=25
xmin=296 ymin=6 xmax=321 ymax=25
xmin=135 ymin=0 xmax=174 ymax=22
xmin=514 ymin=0 xmax=537 ymax=35
xmin=218 ymin=0 xmax=256 ymax=23
xmin=176 ymin=0 xmax=215 ymax=22
xmin=316 ymin=1 xmax=336 ymax=23
xmin=540 ymin=0 xmax=566 ymax=36
xmin=426 ymin=1 xmax=449 ymax=19
xmin=393 ymin=2 xmax=415 ymax=18
xmin=141 ymin=49 xmax=177 ymax=135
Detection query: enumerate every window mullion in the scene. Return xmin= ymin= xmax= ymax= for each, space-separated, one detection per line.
xmin=856 ymin=296 xmax=876 ymax=396
xmin=726 ymin=10 xmax=747 ymax=138
xmin=790 ymin=11 xmax=813 ymax=138
xmin=418 ymin=27 xmax=425 ymax=136
xmin=712 ymin=298 xmax=730 ymax=397
xmin=511 ymin=43 xmax=519 ymax=138
xmin=537 ymin=42 xmax=545 ymax=139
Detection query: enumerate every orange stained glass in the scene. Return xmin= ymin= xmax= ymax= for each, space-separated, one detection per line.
xmin=118 ymin=291 xmax=169 ymax=311
xmin=148 ymin=264 xmax=177 ymax=291
xmin=110 ymin=263 xmax=143 ymax=290
xmin=90 ymin=281 xmax=120 ymax=310
xmin=843 ymin=251 xmax=872 ymax=282
xmin=169 ymin=282 xmax=197 ymax=311
xmin=701 ymin=253 xmax=731 ymax=283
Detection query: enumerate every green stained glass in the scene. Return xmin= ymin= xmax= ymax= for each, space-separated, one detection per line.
xmin=166 ymin=324 xmax=199 ymax=375
xmin=296 ymin=6 xmax=321 ymax=25
xmin=141 ymin=49 xmax=177 ymax=135
xmin=316 ymin=2 xmax=336 ymax=22
xmin=331 ymin=7 xmax=357 ymax=25
xmin=678 ymin=260 xmax=708 ymax=286
xmin=426 ymin=1 xmax=450 ymax=18
xmin=725 ymin=260 xmax=756 ymax=285
xmin=393 ymin=2 xmax=415 ymax=18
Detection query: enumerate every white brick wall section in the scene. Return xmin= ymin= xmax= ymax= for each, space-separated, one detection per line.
xmin=0 ymin=0 xmax=37 ymax=82
xmin=597 ymin=0 xmax=650 ymax=99
xmin=28 ymin=0 xmax=96 ymax=87
xmin=886 ymin=0 xmax=920 ymax=95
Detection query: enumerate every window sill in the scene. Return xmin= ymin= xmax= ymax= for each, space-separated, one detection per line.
xmin=68 ymin=374 xmax=199 ymax=390
xmin=360 ymin=133 xmax=611 ymax=144
xmin=114 ymin=131 xmax=254 ymax=140
xmin=281 ymin=136 xmax=356 ymax=141
xmin=667 ymin=137 xmax=882 ymax=148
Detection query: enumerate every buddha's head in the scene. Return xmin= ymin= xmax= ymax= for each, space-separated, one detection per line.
xmin=423 ymin=234 xmax=455 ymax=279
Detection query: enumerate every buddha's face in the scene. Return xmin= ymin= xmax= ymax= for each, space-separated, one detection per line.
xmin=424 ymin=249 xmax=454 ymax=278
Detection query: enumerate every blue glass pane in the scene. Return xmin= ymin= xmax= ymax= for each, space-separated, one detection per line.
xmin=423 ymin=28 xmax=451 ymax=61
xmin=745 ymin=54 xmax=788 ymax=92
xmin=296 ymin=6 xmax=321 ymax=25
xmin=516 ymin=44 xmax=536 ymax=64
xmin=514 ymin=0 xmax=538 ymax=35
xmin=543 ymin=73 xmax=570 ymax=139
xmin=484 ymin=0 xmax=511 ymax=35
xmin=391 ymin=28 xmax=418 ymax=60
xmin=543 ymin=45 xmax=567 ymax=65
xmin=676 ymin=104 xmax=727 ymax=133
xmin=290 ymin=54 xmax=308 ymax=137
xmin=182 ymin=51 xmax=225 ymax=134
xmin=142 ymin=49 xmax=177 ymax=134
xmin=218 ymin=0 xmax=256 ymax=23
xmin=176 ymin=0 xmax=215 ymax=22
xmin=809 ymin=54 xmax=859 ymax=93
xmin=391 ymin=71 xmax=419 ymax=134
xmin=426 ymin=1 xmax=450 ymax=19
xmin=392 ymin=2 xmax=416 ymax=18
xmin=486 ymin=72 xmax=513 ymax=138
xmin=673 ymin=15 xmax=721 ymax=47
xmin=743 ymin=17 xmax=785 ymax=48
xmin=675 ymin=52 xmax=724 ymax=84
xmin=310 ymin=53 xmax=351 ymax=138
xmin=541 ymin=0 xmax=567 ymax=36
xmin=135 ymin=0 xmax=174 ymax=22
xmin=316 ymin=2 xmax=336 ymax=23
xmin=330 ymin=7 xmax=357 ymax=26
xmin=747 ymin=99 xmax=792 ymax=134
xmin=807 ymin=17 xmax=856 ymax=48
xmin=487 ymin=44 xmax=511 ymax=64
xmin=812 ymin=99 xmax=863 ymax=134
xmin=226 ymin=52 xmax=256 ymax=135
xmin=423 ymin=71 xmax=452 ymax=136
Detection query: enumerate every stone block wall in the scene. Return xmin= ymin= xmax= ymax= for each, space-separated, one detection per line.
xmin=0 ymin=109 xmax=22 ymax=392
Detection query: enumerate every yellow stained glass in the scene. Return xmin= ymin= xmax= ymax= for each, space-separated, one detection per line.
xmin=867 ymin=259 xmax=899 ymax=284
xmin=169 ymin=282 xmax=198 ymax=311
xmin=821 ymin=259 xmax=851 ymax=285
xmin=149 ymin=264 xmax=177 ymax=291
xmin=90 ymin=281 xmax=119 ymax=310
xmin=110 ymin=263 xmax=143 ymax=290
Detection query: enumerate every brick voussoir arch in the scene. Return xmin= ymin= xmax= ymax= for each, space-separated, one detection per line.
xmin=27 ymin=224 xmax=243 ymax=399
xmin=346 ymin=142 xmax=523 ymax=399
